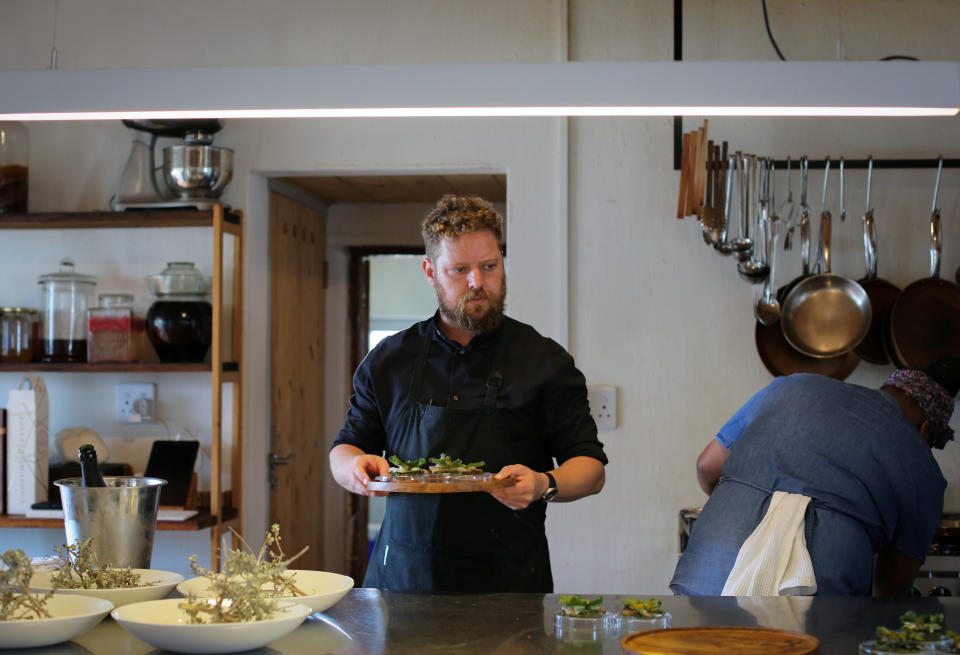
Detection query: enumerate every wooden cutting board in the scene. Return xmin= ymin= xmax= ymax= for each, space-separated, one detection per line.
xmin=366 ymin=474 xmax=517 ymax=493
xmin=621 ymin=626 xmax=820 ymax=654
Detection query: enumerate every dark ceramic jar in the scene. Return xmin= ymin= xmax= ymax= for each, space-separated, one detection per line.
xmin=144 ymin=262 xmax=212 ymax=363
xmin=145 ymin=296 xmax=212 ymax=362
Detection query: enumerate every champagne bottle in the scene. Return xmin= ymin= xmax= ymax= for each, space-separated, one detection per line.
xmin=78 ymin=444 xmax=107 ymax=487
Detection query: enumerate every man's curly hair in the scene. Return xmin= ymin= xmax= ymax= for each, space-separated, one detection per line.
xmin=421 ymin=195 xmax=504 ymax=261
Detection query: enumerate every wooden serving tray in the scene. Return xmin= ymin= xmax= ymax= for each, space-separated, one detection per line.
xmin=621 ymin=626 xmax=820 ymax=654
xmin=367 ymin=474 xmax=517 ymax=493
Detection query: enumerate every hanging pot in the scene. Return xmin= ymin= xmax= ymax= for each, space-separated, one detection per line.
xmin=754 ymin=164 xmax=858 ymax=381
xmin=887 ymin=158 xmax=960 ymax=368
xmin=854 ymin=157 xmax=900 ymax=364
xmin=780 ymin=158 xmax=871 ymax=359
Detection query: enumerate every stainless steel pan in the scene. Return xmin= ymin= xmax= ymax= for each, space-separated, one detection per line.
xmin=780 ymin=158 xmax=872 ymax=358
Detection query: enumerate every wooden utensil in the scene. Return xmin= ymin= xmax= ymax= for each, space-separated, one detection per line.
xmin=677 ymin=132 xmax=691 ymax=219
xmin=692 ymin=123 xmax=708 ymax=220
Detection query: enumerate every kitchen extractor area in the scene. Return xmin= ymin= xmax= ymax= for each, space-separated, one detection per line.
xmin=2 ymin=1 xmax=960 ymax=653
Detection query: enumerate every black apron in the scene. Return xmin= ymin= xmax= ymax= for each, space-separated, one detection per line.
xmin=364 ymin=329 xmax=553 ymax=593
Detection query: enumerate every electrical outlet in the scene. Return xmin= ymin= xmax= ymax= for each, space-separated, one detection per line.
xmin=587 ymin=385 xmax=617 ymax=430
xmin=116 ymin=383 xmax=156 ymax=423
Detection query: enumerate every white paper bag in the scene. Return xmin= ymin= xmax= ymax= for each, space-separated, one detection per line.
xmin=6 ymin=375 xmax=49 ymax=514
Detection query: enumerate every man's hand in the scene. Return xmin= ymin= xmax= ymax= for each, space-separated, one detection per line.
xmin=489 ymin=457 xmax=605 ymax=510
xmin=490 ymin=464 xmax=543 ymax=510
xmin=330 ymin=444 xmax=390 ymax=497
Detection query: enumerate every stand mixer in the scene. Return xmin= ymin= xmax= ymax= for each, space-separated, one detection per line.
xmin=111 ymin=119 xmax=234 ymax=211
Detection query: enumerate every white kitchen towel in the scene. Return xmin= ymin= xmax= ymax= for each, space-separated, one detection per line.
xmin=721 ymin=490 xmax=817 ymax=596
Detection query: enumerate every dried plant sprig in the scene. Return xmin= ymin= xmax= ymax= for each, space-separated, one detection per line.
xmin=49 ymin=538 xmax=147 ymax=589
xmin=179 ymin=524 xmax=308 ymax=624
xmin=1 ymin=549 xmax=52 ymax=621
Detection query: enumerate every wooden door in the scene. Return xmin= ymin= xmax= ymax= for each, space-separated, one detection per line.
xmin=269 ymin=192 xmax=326 ymax=569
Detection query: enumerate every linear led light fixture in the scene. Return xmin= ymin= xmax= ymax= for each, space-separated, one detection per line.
xmin=0 ymin=61 xmax=956 ymax=120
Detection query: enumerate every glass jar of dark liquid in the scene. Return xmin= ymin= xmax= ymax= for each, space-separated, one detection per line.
xmin=144 ymin=262 xmax=212 ymax=363
xmin=38 ymin=259 xmax=97 ymax=363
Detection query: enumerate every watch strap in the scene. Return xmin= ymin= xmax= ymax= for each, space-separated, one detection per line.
xmin=542 ymin=472 xmax=558 ymax=502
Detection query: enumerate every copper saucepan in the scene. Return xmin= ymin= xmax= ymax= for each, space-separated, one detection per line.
xmin=855 ymin=157 xmax=900 ymax=364
xmin=887 ymin=157 xmax=960 ymax=368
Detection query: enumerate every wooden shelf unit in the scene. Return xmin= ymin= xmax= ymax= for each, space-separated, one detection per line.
xmin=0 ymin=205 xmax=244 ymax=569
xmin=0 ymin=507 xmax=238 ymax=531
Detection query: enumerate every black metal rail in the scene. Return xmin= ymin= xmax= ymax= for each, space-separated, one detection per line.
xmin=671 ymin=0 xmax=956 ymax=171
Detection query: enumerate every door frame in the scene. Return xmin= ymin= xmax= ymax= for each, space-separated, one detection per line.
xmin=344 ymin=245 xmax=425 ymax=582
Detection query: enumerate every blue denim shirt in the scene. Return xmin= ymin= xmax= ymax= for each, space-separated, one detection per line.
xmin=671 ymin=373 xmax=946 ymax=596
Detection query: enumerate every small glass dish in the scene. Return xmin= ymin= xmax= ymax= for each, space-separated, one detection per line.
xmin=555 ymin=612 xmax=614 ymax=641
xmin=859 ymin=639 xmax=954 ymax=654
xmin=615 ymin=611 xmax=671 ymax=633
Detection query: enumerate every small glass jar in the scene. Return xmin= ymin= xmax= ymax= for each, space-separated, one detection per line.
xmin=88 ymin=293 xmax=140 ymax=363
xmin=38 ymin=258 xmax=97 ymax=363
xmin=0 ymin=307 xmax=39 ymax=363
xmin=0 ymin=121 xmax=28 ymax=214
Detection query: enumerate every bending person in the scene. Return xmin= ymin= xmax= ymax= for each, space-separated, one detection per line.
xmin=671 ymin=360 xmax=960 ymax=596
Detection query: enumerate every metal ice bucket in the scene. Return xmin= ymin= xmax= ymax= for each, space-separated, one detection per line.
xmin=55 ymin=476 xmax=166 ymax=568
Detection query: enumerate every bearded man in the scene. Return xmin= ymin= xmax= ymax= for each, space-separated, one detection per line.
xmin=330 ymin=194 xmax=607 ymax=593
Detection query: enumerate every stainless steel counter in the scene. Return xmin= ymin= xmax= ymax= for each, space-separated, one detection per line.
xmin=48 ymin=591 xmax=960 ymax=654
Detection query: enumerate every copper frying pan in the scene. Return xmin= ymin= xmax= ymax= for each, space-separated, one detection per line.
xmin=888 ymin=158 xmax=960 ymax=368
xmin=855 ymin=157 xmax=901 ymax=364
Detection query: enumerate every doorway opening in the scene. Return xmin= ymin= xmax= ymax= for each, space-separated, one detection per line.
xmin=270 ymin=172 xmax=506 ymax=582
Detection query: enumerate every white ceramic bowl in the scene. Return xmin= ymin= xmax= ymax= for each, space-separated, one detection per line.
xmin=30 ymin=569 xmax=184 ymax=607
xmin=111 ymin=597 xmax=310 ymax=654
xmin=0 ymin=594 xmax=113 ymax=649
xmin=177 ymin=569 xmax=354 ymax=614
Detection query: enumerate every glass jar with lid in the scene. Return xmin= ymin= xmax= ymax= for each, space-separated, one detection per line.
xmin=0 ymin=307 xmax=39 ymax=363
xmin=88 ymin=293 xmax=142 ymax=363
xmin=38 ymin=258 xmax=97 ymax=363
xmin=145 ymin=262 xmax=213 ymax=362
xmin=0 ymin=121 xmax=28 ymax=214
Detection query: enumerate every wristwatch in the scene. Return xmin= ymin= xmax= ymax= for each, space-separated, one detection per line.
xmin=541 ymin=472 xmax=559 ymax=502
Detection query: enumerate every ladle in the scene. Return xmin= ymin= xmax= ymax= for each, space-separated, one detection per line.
xmin=708 ymin=141 xmax=729 ymax=246
xmin=729 ymin=151 xmax=754 ymax=261
xmin=738 ymin=157 xmax=771 ymax=282
xmin=797 ymin=157 xmax=812 ymax=276
xmin=781 ymin=157 xmax=798 ymax=250
xmin=756 ymin=163 xmax=781 ymax=325
xmin=713 ymin=154 xmax=737 ymax=255
xmin=838 ymin=157 xmax=846 ymax=222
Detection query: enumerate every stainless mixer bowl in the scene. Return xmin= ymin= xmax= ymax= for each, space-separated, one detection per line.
xmin=162 ymin=144 xmax=234 ymax=199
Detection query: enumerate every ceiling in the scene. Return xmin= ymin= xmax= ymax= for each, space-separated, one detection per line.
xmin=284 ymin=173 xmax=506 ymax=204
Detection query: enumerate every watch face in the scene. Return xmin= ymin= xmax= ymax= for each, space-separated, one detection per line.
xmin=542 ymin=487 xmax=559 ymax=502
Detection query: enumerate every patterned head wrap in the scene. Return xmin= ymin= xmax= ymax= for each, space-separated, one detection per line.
xmin=882 ymin=369 xmax=956 ymax=449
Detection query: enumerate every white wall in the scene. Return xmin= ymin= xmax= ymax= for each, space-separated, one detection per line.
xmin=1 ymin=0 xmax=959 ymax=594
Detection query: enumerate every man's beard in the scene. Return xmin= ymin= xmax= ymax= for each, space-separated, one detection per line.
xmin=436 ymin=277 xmax=507 ymax=334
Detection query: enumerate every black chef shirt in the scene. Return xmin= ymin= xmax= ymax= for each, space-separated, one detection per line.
xmin=333 ymin=313 xmax=607 ymax=472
